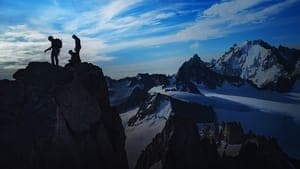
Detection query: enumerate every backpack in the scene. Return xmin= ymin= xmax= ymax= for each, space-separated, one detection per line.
xmin=54 ymin=39 xmax=62 ymax=48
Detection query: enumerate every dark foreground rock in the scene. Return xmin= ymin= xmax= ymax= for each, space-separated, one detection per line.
xmin=0 ymin=62 xmax=128 ymax=169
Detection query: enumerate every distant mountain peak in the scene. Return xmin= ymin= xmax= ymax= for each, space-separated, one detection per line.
xmin=240 ymin=39 xmax=273 ymax=50
xmin=213 ymin=40 xmax=299 ymax=91
xmin=176 ymin=54 xmax=224 ymax=89
xmin=191 ymin=53 xmax=201 ymax=60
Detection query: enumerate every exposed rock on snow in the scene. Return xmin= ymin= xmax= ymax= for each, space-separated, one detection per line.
xmin=106 ymin=74 xmax=169 ymax=112
xmin=122 ymin=93 xmax=172 ymax=169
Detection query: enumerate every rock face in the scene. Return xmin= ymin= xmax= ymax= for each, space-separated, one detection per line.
xmin=135 ymin=116 xmax=295 ymax=169
xmin=134 ymin=98 xmax=218 ymax=169
xmin=223 ymin=122 xmax=244 ymax=144
xmin=127 ymin=93 xmax=170 ymax=126
xmin=213 ymin=40 xmax=300 ymax=91
xmin=233 ymin=134 xmax=295 ymax=169
xmin=116 ymin=87 xmax=148 ymax=114
xmin=135 ymin=115 xmax=220 ymax=169
xmin=0 ymin=62 xmax=128 ymax=169
xmin=131 ymin=97 xmax=295 ymax=169
xmin=176 ymin=54 xmax=224 ymax=89
xmin=124 ymin=93 xmax=172 ymax=169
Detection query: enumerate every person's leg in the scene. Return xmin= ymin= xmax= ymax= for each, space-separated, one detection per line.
xmin=55 ymin=54 xmax=59 ymax=66
xmin=55 ymin=49 xmax=60 ymax=66
xmin=51 ymin=51 xmax=55 ymax=65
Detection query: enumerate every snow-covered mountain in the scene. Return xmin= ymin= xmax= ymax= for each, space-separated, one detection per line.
xmin=212 ymin=40 xmax=300 ymax=91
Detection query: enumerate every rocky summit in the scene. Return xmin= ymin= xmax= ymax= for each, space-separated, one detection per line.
xmin=0 ymin=62 xmax=128 ymax=169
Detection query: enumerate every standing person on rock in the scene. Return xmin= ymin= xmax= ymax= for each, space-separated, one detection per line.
xmin=68 ymin=34 xmax=81 ymax=65
xmin=72 ymin=34 xmax=81 ymax=54
xmin=44 ymin=36 xmax=62 ymax=66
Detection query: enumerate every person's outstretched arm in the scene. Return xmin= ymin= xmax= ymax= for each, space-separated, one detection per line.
xmin=44 ymin=46 xmax=52 ymax=52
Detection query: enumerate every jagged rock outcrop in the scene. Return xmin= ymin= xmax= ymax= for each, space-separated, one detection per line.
xmin=134 ymin=98 xmax=218 ymax=169
xmin=127 ymin=93 xmax=169 ymax=126
xmin=124 ymin=94 xmax=217 ymax=169
xmin=131 ymin=96 xmax=295 ymax=169
xmin=233 ymin=134 xmax=295 ymax=169
xmin=135 ymin=116 xmax=296 ymax=169
xmin=135 ymin=115 xmax=220 ymax=169
xmin=0 ymin=62 xmax=128 ymax=169
xmin=124 ymin=93 xmax=172 ymax=169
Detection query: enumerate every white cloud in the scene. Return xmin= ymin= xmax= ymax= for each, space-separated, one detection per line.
xmin=0 ymin=25 xmax=114 ymax=71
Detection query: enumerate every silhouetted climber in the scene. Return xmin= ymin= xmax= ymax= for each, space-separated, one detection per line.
xmin=72 ymin=34 xmax=81 ymax=53
xmin=68 ymin=50 xmax=81 ymax=65
xmin=44 ymin=36 xmax=62 ymax=66
xmin=68 ymin=34 xmax=82 ymax=66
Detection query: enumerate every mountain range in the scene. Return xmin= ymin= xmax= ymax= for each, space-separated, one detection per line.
xmin=107 ymin=40 xmax=300 ymax=112
xmin=107 ymin=40 xmax=300 ymax=169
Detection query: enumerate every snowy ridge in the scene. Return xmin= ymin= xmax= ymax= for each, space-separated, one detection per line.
xmin=121 ymin=94 xmax=171 ymax=169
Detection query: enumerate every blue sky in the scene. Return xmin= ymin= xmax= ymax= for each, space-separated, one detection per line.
xmin=0 ymin=0 xmax=300 ymax=79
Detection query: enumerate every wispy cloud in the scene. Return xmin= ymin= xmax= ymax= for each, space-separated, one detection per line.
xmin=63 ymin=0 xmax=142 ymax=34
xmin=102 ymin=0 xmax=298 ymax=52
